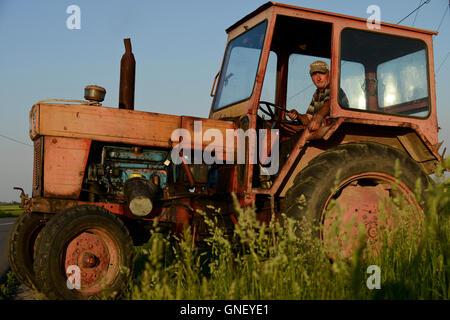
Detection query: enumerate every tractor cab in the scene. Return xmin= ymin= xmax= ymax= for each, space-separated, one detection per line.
xmin=209 ymin=2 xmax=440 ymax=197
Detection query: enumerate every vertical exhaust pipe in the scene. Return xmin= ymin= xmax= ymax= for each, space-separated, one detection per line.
xmin=119 ymin=38 xmax=135 ymax=110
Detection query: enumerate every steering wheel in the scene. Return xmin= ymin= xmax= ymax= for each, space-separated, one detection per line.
xmin=258 ymin=101 xmax=300 ymax=127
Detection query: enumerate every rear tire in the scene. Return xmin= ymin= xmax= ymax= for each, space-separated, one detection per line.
xmin=7 ymin=212 xmax=46 ymax=289
xmin=33 ymin=205 xmax=134 ymax=300
xmin=283 ymin=142 xmax=429 ymax=255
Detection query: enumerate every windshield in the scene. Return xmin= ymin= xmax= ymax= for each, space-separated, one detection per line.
xmin=213 ymin=21 xmax=268 ymax=111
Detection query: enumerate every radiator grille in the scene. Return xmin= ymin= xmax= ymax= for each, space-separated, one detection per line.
xmin=32 ymin=137 xmax=43 ymax=197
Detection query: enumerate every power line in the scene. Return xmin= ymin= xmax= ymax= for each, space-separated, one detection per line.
xmin=288 ymin=60 xmax=348 ymax=102
xmin=435 ymin=1 xmax=450 ymax=74
xmin=436 ymin=51 xmax=450 ymax=74
xmin=397 ymin=0 xmax=431 ymax=24
xmin=412 ymin=0 xmax=424 ymax=26
xmin=436 ymin=2 xmax=449 ymax=32
xmin=287 ymin=83 xmax=314 ymax=102
xmin=0 ymin=133 xmax=32 ymax=147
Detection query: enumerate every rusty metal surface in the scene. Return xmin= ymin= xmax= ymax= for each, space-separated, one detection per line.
xmin=119 ymin=38 xmax=135 ymax=110
xmin=13 ymin=187 xmax=32 ymax=214
xmin=30 ymin=196 xmax=192 ymax=230
xmin=341 ymin=118 xmax=439 ymax=160
xmin=31 ymin=197 xmax=136 ymax=219
xmin=32 ymin=103 xmax=235 ymax=150
xmin=65 ymin=227 xmax=119 ymax=294
xmin=43 ymin=136 xmax=91 ymax=199
xmin=261 ymin=120 xmax=439 ymax=197
xmin=84 ymin=85 xmax=106 ymax=104
xmin=397 ymin=131 xmax=437 ymax=162
xmin=29 ymin=104 xmax=40 ymax=140
xmin=321 ymin=171 xmax=422 ymax=257
xmin=34 ymin=103 xmax=181 ymax=148
xmin=227 ymin=2 xmax=437 ymax=36
xmin=178 ymin=116 xmax=237 ymax=161
xmin=181 ymin=158 xmax=195 ymax=188
xmin=278 ymin=145 xmax=326 ymax=198
xmin=323 ymin=183 xmax=389 ymax=256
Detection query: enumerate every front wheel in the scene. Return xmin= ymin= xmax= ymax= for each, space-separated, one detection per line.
xmin=7 ymin=212 xmax=46 ymax=289
xmin=33 ymin=205 xmax=134 ymax=300
xmin=283 ymin=142 xmax=430 ymax=256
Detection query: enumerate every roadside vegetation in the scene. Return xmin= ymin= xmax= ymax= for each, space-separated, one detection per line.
xmin=127 ymin=158 xmax=450 ymax=300
xmin=0 ymin=204 xmax=22 ymax=218
xmin=4 ymin=162 xmax=449 ymax=300
xmin=0 ymin=272 xmax=20 ymax=300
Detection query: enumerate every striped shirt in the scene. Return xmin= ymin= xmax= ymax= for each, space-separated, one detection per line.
xmin=306 ymin=85 xmax=349 ymax=115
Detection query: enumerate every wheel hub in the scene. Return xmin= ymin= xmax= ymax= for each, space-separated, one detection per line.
xmin=324 ymin=184 xmax=387 ymax=249
xmin=322 ymin=173 xmax=421 ymax=257
xmin=82 ymin=253 xmax=99 ymax=268
xmin=65 ymin=230 xmax=114 ymax=291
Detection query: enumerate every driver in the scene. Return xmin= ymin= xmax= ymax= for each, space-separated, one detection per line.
xmin=286 ymin=60 xmax=349 ymax=131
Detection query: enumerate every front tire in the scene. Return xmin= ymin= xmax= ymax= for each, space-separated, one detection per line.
xmin=33 ymin=205 xmax=134 ymax=300
xmin=7 ymin=212 xmax=46 ymax=289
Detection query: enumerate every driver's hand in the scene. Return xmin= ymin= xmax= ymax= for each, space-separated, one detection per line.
xmin=286 ymin=109 xmax=299 ymax=120
xmin=298 ymin=114 xmax=312 ymax=126
xmin=307 ymin=116 xmax=322 ymax=131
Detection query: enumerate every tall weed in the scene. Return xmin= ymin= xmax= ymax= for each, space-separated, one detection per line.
xmin=127 ymin=159 xmax=450 ymax=300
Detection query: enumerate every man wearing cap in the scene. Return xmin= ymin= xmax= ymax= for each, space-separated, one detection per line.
xmin=286 ymin=60 xmax=349 ymax=131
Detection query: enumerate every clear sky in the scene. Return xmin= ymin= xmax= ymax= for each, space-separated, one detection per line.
xmin=0 ymin=0 xmax=449 ymax=201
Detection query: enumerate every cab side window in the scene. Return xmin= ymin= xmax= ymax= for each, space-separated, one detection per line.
xmin=340 ymin=28 xmax=430 ymax=117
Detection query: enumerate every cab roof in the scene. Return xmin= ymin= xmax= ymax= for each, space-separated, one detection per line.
xmin=226 ymin=2 xmax=438 ymax=36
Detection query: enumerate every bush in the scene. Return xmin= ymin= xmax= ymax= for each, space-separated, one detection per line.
xmin=0 ymin=272 xmax=20 ymax=300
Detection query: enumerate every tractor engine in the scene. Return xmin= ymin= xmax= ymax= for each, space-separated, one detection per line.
xmin=84 ymin=145 xmax=170 ymax=216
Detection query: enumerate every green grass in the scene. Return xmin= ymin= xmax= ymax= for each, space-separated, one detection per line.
xmin=0 ymin=272 xmax=20 ymax=300
xmin=0 ymin=204 xmax=23 ymax=218
xmin=126 ymin=158 xmax=450 ymax=300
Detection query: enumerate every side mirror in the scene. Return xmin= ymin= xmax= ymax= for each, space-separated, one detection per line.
xmin=210 ymin=72 xmax=220 ymax=97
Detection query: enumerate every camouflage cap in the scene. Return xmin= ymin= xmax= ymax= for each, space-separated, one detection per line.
xmin=309 ymin=60 xmax=329 ymax=75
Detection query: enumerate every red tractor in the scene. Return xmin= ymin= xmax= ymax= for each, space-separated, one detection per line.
xmin=8 ymin=2 xmax=444 ymax=299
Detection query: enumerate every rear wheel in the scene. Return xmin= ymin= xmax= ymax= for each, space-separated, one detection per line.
xmin=283 ymin=142 xmax=429 ymax=256
xmin=33 ymin=205 xmax=134 ymax=300
xmin=7 ymin=212 xmax=46 ymax=289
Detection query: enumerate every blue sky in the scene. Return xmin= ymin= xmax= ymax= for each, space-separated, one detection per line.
xmin=0 ymin=0 xmax=449 ymax=201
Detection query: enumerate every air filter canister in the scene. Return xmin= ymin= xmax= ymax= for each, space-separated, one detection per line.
xmin=123 ymin=177 xmax=158 ymax=217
